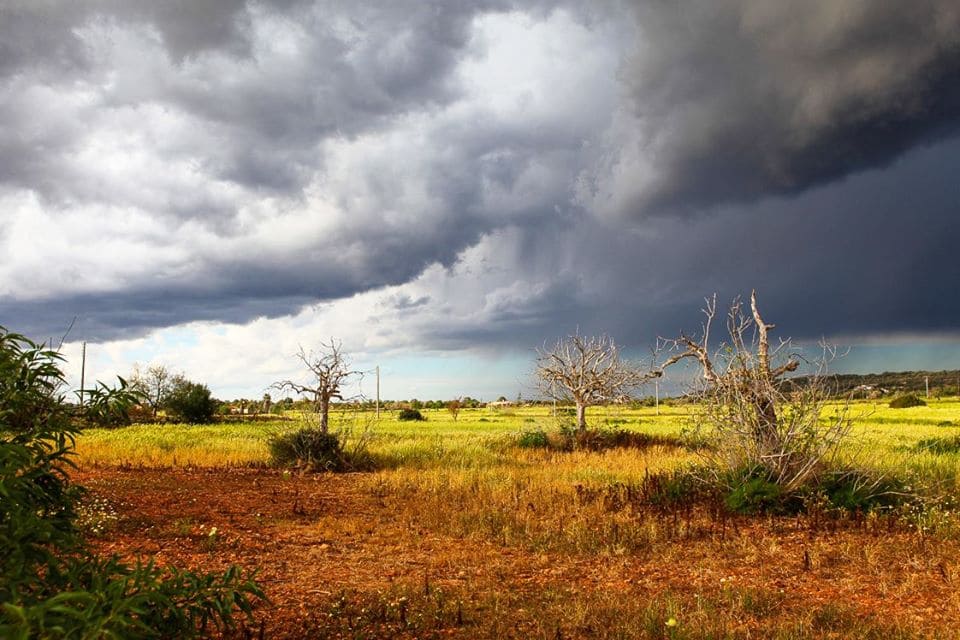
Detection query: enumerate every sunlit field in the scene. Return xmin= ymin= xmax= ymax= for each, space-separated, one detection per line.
xmin=75 ymin=404 xmax=703 ymax=473
xmin=70 ymin=398 xmax=960 ymax=637
xmin=75 ymin=400 xmax=960 ymax=485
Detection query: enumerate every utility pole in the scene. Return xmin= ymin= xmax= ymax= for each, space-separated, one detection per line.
xmin=375 ymin=365 xmax=380 ymax=419
xmin=79 ymin=342 xmax=87 ymax=409
xmin=925 ymin=376 xmax=930 ymax=398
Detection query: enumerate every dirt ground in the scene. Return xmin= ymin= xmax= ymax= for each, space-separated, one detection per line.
xmin=72 ymin=467 xmax=960 ymax=638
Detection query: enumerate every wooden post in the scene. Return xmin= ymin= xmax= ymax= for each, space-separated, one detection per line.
xmin=79 ymin=342 xmax=86 ymax=409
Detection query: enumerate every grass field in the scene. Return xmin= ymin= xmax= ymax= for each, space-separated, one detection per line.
xmin=76 ymin=399 xmax=960 ymax=487
xmin=71 ymin=398 xmax=960 ymax=638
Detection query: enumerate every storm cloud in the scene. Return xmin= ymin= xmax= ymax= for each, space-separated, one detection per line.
xmin=1 ymin=0 xmax=959 ymax=367
xmin=579 ymin=0 xmax=960 ymax=218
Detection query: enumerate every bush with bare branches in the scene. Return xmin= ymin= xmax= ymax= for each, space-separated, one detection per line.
xmin=664 ymin=291 xmax=852 ymax=494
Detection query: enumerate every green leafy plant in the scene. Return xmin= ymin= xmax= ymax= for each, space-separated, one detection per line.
xmin=80 ymin=376 xmax=145 ymax=427
xmin=0 ymin=326 xmax=264 ymax=638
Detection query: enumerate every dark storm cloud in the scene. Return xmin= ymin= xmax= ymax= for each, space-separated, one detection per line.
xmin=417 ymin=137 xmax=960 ymax=352
xmin=580 ymin=0 xmax=960 ymax=217
xmin=2 ymin=0 xmax=959 ymax=351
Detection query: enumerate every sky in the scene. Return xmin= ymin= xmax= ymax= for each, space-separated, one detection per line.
xmin=2 ymin=1 xmax=960 ymax=401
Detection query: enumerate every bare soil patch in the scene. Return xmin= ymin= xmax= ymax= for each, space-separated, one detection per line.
xmin=72 ymin=467 xmax=960 ymax=638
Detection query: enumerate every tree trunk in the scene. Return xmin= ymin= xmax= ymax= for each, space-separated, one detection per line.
xmin=576 ymin=402 xmax=587 ymax=432
xmin=319 ymin=396 xmax=330 ymax=433
xmin=753 ymin=395 xmax=778 ymax=452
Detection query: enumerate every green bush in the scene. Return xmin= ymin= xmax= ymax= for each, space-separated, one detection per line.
xmin=397 ymin=408 xmax=425 ymax=421
xmin=0 ymin=327 xmax=263 ymax=638
xmin=269 ymin=428 xmax=344 ymax=471
xmin=889 ymin=394 xmax=926 ymax=408
xmin=724 ymin=474 xmax=791 ymax=514
xmin=517 ymin=429 xmax=550 ymax=449
xmin=165 ymin=380 xmax=218 ymax=423
xmin=268 ymin=427 xmax=376 ymax=472
xmin=717 ymin=466 xmax=906 ymax=515
xmin=818 ymin=470 xmax=906 ymax=511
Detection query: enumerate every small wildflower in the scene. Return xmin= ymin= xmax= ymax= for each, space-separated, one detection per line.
xmin=666 ymin=617 xmax=678 ymax=628
xmin=208 ymin=526 xmax=217 ymax=537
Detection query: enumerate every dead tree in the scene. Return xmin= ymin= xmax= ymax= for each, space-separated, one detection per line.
xmin=272 ymin=339 xmax=356 ymax=433
xmin=536 ymin=332 xmax=672 ymax=432
xmin=446 ymin=397 xmax=462 ymax=422
xmin=662 ymin=291 xmax=849 ymax=490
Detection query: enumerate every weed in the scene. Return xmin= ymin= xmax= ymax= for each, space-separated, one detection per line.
xmin=917 ymin=434 xmax=960 ymax=454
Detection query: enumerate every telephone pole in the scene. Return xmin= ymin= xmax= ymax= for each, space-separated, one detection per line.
xmin=375 ymin=365 xmax=380 ymax=419
xmin=79 ymin=342 xmax=87 ymax=409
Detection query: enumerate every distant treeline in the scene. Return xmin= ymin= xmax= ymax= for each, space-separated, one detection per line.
xmin=786 ymin=370 xmax=960 ymax=398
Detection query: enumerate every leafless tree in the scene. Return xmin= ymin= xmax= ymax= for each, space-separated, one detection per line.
xmin=272 ymin=339 xmax=356 ymax=433
xmin=536 ymin=332 xmax=673 ymax=432
xmin=446 ymin=397 xmax=462 ymax=422
xmin=662 ymin=291 xmax=850 ymax=491
xmin=129 ymin=364 xmax=173 ymax=418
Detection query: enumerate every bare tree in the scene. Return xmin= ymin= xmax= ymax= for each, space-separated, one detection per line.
xmin=272 ymin=339 xmax=356 ymax=433
xmin=129 ymin=364 xmax=173 ymax=418
xmin=662 ymin=291 xmax=850 ymax=491
xmin=446 ymin=397 xmax=462 ymax=422
xmin=536 ymin=332 xmax=670 ymax=432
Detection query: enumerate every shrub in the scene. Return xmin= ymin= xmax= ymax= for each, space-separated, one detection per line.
xmin=818 ymin=470 xmax=906 ymax=511
xmin=575 ymin=428 xmax=688 ymax=451
xmin=269 ymin=428 xmax=344 ymax=471
xmin=724 ymin=474 xmax=792 ymax=514
xmin=718 ymin=466 xmax=906 ymax=515
xmin=0 ymin=327 xmax=263 ymax=638
xmin=397 ymin=408 xmax=425 ymax=421
xmin=673 ymin=294 xmax=855 ymax=495
xmin=268 ymin=427 xmax=376 ymax=472
xmin=889 ymin=394 xmax=926 ymax=408
xmin=517 ymin=429 xmax=550 ymax=449
xmin=165 ymin=380 xmax=218 ymax=423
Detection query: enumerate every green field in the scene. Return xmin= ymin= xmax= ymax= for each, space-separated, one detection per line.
xmin=69 ymin=398 xmax=960 ymax=636
xmin=76 ymin=399 xmax=960 ymax=492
